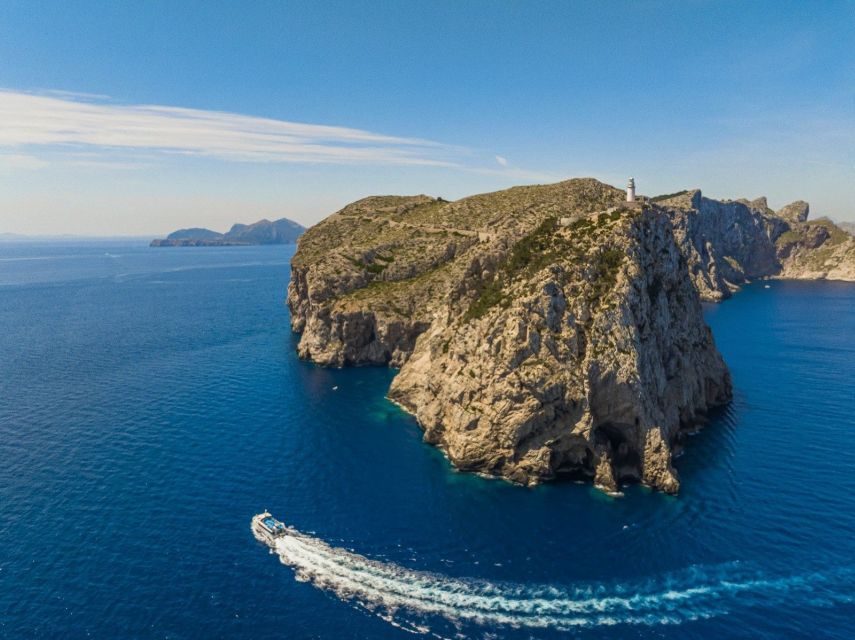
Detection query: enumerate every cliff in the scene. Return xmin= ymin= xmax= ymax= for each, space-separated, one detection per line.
xmin=151 ymin=217 xmax=304 ymax=246
xmin=287 ymin=179 xmax=853 ymax=493
xmin=655 ymin=190 xmax=855 ymax=299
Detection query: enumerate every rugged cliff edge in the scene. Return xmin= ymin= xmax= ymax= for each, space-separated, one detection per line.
xmin=655 ymin=190 xmax=855 ymax=299
xmin=287 ymin=179 xmax=854 ymax=493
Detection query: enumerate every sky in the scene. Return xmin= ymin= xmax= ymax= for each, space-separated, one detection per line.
xmin=0 ymin=0 xmax=853 ymax=236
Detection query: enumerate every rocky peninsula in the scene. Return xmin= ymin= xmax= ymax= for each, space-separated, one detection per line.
xmin=287 ymin=179 xmax=855 ymax=493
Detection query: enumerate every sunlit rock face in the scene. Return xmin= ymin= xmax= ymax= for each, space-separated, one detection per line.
xmin=656 ymin=190 xmax=855 ymax=300
xmin=288 ymin=178 xmax=853 ymax=493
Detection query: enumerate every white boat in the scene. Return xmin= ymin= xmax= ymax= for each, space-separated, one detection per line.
xmin=251 ymin=511 xmax=288 ymax=547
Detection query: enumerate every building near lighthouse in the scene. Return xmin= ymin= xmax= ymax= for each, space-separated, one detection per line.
xmin=558 ymin=177 xmax=641 ymax=227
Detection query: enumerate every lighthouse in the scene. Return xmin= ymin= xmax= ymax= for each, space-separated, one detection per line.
xmin=626 ymin=177 xmax=636 ymax=203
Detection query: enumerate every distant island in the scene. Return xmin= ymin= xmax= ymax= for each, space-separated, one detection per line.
xmin=150 ymin=217 xmax=305 ymax=246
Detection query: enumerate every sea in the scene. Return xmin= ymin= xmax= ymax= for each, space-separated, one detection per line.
xmin=1 ymin=240 xmax=854 ymax=639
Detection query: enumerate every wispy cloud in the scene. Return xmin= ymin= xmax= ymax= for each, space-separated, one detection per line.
xmin=0 ymin=89 xmax=564 ymax=187
xmin=0 ymin=90 xmax=457 ymax=167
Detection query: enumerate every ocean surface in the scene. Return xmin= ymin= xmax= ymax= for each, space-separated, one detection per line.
xmin=1 ymin=241 xmax=854 ymax=639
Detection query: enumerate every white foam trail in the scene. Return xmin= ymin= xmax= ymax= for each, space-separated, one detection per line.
xmin=268 ymin=527 xmax=853 ymax=633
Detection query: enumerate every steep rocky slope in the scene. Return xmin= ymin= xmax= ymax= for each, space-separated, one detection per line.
xmin=387 ymin=208 xmax=730 ymax=493
xmin=655 ymin=190 xmax=855 ymax=299
xmin=287 ymin=179 xmax=853 ymax=493
xmin=775 ymin=217 xmax=855 ymax=281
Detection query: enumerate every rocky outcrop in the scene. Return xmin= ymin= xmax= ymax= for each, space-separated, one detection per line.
xmin=287 ymin=180 xmax=736 ymax=493
xmin=775 ymin=218 xmax=855 ymax=281
xmin=655 ymin=191 xmax=854 ymax=300
xmin=661 ymin=193 xmax=780 ymax=300
xmin=287 ymin=179 xmax=853 ymax=493
xmin=777 ymin=201 xmax=810 ymax=224
xmin=387 ymin=208 xmax=730 ymax=493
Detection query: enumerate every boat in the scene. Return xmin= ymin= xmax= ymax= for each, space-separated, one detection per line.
xmin=251 ymin=511 xmax=288 ymax=547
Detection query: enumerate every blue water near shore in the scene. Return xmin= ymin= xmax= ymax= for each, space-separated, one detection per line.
xmin=1 ymin=241 xmax=854 ymax=639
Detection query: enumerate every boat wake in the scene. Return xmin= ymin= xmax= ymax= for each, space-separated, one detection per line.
xmin=269 ymin=528 xmax=852 ymax=634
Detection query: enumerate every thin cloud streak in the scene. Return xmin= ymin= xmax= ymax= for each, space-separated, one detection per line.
xmin=0 ymin=90 xmax=457 ymax=166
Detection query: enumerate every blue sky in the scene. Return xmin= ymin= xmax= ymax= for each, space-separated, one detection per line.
xmin=0 ymin=0 xmax=853 ymax=235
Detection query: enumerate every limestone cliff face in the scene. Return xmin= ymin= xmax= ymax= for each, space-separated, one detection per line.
xmin=287 ymin=180 xmax=736 ymax=493
xmin=287 ymin=179 xmax=853 ymax=493
xmin=287 ymin=194 xmax=478 ymax=366
xmin=655 ymin=190 xmax=855 ymax=300
xmin=775 ymin=218 xmax=855 ymax=281
xmin=387 ymin=207 xmax=730 ymax=493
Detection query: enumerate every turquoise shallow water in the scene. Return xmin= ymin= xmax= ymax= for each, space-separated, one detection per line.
xmin=1 ymin=241 xmax=854 ymax=639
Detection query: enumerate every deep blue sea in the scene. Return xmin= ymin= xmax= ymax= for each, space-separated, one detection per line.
xmin=1 ymin=241 xmax=854 ymax=639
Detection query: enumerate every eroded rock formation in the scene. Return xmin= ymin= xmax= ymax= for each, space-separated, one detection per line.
xmin=655 ymin=190 xmax=855 ymax=299
xmin=287 ymin=179 xmax=854 ymax=493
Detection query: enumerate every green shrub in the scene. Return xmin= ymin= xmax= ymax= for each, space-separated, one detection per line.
xmin=464 ymin=276 xmax=508 ymax=321
xmin=464 ymin=217 xmax=559 ymax=321
xmin=589 ymin=247 xmax=624 ymax=301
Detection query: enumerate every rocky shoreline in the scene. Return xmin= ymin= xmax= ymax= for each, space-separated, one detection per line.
xmin=287 ymin=179 xmax=855 ymax=493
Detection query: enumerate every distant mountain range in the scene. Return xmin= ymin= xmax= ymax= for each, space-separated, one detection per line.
xmin=150 ymin=217 xmax=305 ymax=247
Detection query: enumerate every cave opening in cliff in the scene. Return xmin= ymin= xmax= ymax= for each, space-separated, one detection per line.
xmin=594 ymin=422 xmax=642 ymax=482
xmin=554 ymin=447 xmax=595 ymax=482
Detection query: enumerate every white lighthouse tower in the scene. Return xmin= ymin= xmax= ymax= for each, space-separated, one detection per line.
xmin=626 ymin=177 xmax=636 ymax=203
